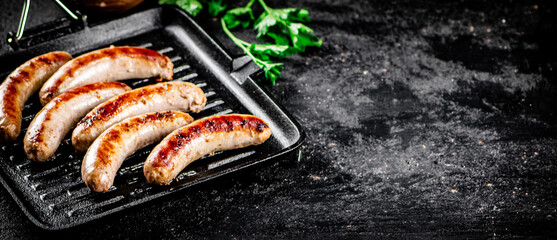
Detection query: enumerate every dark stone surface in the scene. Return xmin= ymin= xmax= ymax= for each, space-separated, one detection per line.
xmin=1 ymin=0 xmax=557 ymax=238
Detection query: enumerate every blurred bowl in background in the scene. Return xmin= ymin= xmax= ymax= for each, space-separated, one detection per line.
xmin=76 ymin=0 xmax=145 ymax=14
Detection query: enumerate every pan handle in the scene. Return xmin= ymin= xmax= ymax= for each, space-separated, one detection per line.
xmin=6 ymin=0 xmax=86 ymax=50
xmin=230 ymin=55 xmax=262 ymax=84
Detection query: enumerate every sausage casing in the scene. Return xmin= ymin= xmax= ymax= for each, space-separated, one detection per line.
xmin=0 ymin=51 xmax=72 ymax=142
xmin=38 ymin=46 xmax=173 ymax=105
xmin=82 ymin=111 xmax=194 ymax=192
xmin=144 ymin=114 xmax=272 ymax=185
xmin=24 ymin=82 xmax=131 ymax=162
xmin=72 ymin=81 xmax=206 ymax=152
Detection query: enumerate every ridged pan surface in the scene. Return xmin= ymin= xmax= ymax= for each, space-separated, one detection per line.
xmin=0 ymin=6 xmax=304 ymax=230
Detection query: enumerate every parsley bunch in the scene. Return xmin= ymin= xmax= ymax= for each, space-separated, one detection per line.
xmin=159 ymin=0 xmax=227 ymax=16
xmin=159 ymin=0 xmax=322 ymax=84
xmin=159 ymin=0 xmax=203 ymax=16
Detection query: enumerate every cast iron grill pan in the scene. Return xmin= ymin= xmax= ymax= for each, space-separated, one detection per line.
xmin=0 ymin=6 xmax=304 ymax=230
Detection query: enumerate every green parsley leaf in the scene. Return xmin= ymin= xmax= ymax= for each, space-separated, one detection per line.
xmin=159 ymin=0 xmax=203 ymax=17
xmin=248 ymin=44 xmax=297 ymax=61
xmin=254 ymin=7 xmax=321 ymax=52
xmin=223 ymin=7 xmax=255 ymax=29
xmin=254 ymin=12 xmax=276 ymax=40
xmin=287 ymin=23 xmax=322 ymax=51
xmin=265 ymin=31 xmax=290 ymax=46
xmin=258 ymin=60 xmax=283 ymax=85
xmin=273 ymin=8 xmax=311 ymax=23
xmin=206 ymin=0 xmax=227 ymax=17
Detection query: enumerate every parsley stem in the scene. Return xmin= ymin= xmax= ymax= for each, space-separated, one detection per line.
xmin=221 ymin=18 xmax=262 ymax=67
xmin=221 ymin=18 xmax=247 ymax=48
xmin=256 ymin=0 xmax=271 ymax=13
xmin=245 ymin=0 xmax=256 ymax=8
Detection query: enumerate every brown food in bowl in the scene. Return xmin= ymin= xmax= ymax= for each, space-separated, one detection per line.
xmin=77 ymin=0 xmax=144 ymax=14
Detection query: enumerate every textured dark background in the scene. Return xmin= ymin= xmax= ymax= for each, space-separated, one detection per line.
xmin=1 ymin=0 xmax=557 ymax=238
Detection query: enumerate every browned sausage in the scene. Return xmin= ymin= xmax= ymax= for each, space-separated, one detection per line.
xmin=82 ymin=111 xmax=194 ymax=192
xmin=143 ymin=114 xmax=272 ymax=185
xmin=72 ymin=81 xmax=206 ymax=152
xmin=0 ymin=51 xmax=72 ymax=142
xmin=38 ymin=46 xmax=173 ymax=105
xmin=24 ymin=82 xmax=131 ymax=162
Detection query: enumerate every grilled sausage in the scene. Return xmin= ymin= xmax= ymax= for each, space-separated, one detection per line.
xmin=72 ymin=81 xmax=206 ymax=152
xmin=82 ymin=111 xmax=194 ymax=192
xmin=144 ymin=114 xmax=272 ymax=185
xmin=24 ymin=82 xmax=131 ymax=162
xmin=0 ymin=51 xmax=72 ymax=142
xmin=38 ymin=46 xmax=173 ymax=105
